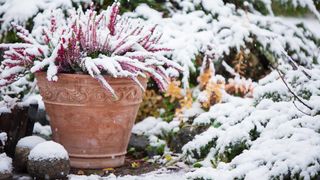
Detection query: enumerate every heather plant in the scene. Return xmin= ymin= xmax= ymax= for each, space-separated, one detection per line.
xmin=0 ymin=3 xmax=182 ymax=99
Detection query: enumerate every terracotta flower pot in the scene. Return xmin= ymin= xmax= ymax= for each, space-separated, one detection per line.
xmin=35 ymin=72 xmax=147 ymax=169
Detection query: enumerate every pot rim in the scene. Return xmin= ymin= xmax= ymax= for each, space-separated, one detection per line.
xmin=34 ymin=72 xmax=148 ymax=82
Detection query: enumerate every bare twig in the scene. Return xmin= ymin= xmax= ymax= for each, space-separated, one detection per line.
xmin=293 ymin=100 xmax=312 ymax=116
xmin=275 ymin=67 xmax=313 ymax=110
xmin=280 ymin=50 xmax=312 ymax=79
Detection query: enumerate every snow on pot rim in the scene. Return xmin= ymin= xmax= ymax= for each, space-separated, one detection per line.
xmin=28 ymin=141 xmax=69 ymax=161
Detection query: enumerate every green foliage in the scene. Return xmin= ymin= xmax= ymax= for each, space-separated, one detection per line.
xmin=212 ymin=121 xmax=221 ymax=128
xmin=191 ymin=139 xmax=216 ymax=160
xmin=193 ymin=162 xmax=203 ymax=168
xmin=160 ymin=97 xmax=177 ymax=122
xmin=0 ymin=30 xmax=19 ymax=43
xmin=146 ymin=144 xmax=165 ymax=156
xmin=272 ymin=1 xmax=309 ymax=16
xmin=249 ymin=126 xmax=260 ymax=141
xmin=90 ymin=0 xmax=167 ymax=14
xmin=254 ymin=92 xmax=290 ymax=106
xmin=219 ymin=141 xmax=248 ymax=163
xmin=224 ymin=0 xmax=269 ymax=15
xmin=297 ymin=89 xmax=312 ymax=100
xmin=225 ymin=0 xmax=320 ymax=17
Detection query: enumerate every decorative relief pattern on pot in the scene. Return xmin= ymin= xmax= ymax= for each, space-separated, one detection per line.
xmin=38 ymin=81 xmax=143 ymax=105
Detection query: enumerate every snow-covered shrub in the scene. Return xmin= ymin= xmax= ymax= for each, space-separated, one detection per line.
xmin=177 ymin=64 xmax=320 ymax=179
xmin=183 ymin=92 xmax=320 ymax=179
xmin=0 ymin=0 xmax=74 ymax=35
xmin=127 ymin=0 xmax=320 ymax=86
xmin=0 ymin=3 xmax=182 ymax=100
xmin=254 ymin=65 xmax=320 ymax=105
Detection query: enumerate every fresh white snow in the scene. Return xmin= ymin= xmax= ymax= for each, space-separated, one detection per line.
xmin=28 ymin=141 xmax=69 ymax=161
xmin=0 ymin=132 xmax=7 ymax=145
xmin=0 ymin=153 xmax=12 ymax=174
xmin=0 ymin=0 xmax=319 ymax=179
xmin=69 ymin=169 xmax=187 ymax=180
xmin=16 ymin=136 xmax=46 ymax=149
xmin=33 ymin=122 xmax=52 ymax=137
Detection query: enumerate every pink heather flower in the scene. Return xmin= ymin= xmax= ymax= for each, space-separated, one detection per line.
xmin=0 ymin=3 xmax=183 ymax=98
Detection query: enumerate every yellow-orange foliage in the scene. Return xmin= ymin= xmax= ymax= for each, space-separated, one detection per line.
xmin=165 ymin=80 xmax=183 ymax=102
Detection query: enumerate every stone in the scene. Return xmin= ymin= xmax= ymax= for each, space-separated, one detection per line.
xmin=27 ymin=158 xmax=70 ymax=180
xmin=0 ymin=153 xmax=12 ymax=180
xmin=169 ymin=125 xmax=209 ymax=153
xmin=0 ymin=173 xmax=12 ymax=180
xmin=32 ymin=122 xmax=52 ymax=140
xmin=27 ymin=141 xmax=70 ymax=180
xmin=14 ymin=136 xmax=46 ymax=172
xmin=28 ymin=104 xmax=49 ymax=126
xmin=129 ymin=134 xmax=149 ymax=151
xmin=128 ymin=134 xmax=149 ymax=158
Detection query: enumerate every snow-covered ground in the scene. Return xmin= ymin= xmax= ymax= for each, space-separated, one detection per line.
xmin=69 ymin=169 xmax=187 ymax=180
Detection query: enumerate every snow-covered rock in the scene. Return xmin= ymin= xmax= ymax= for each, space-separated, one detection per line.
xmin=0 ymin=153 xmax=12 ymax=179
xmin=32 ymin=122 xmax=52 ymax=139
xmin=27 ymin=141 xmax=70 ymax=179
xmin=17 ymin=136 xmax=46 ymax=149
xmin=28 ymin=141 xmax=68 ymax=161
xmin=15 ymin=136 xmax=46 ymax=172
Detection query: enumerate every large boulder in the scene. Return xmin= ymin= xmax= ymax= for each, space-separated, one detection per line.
xmin=27 ymin=141 xmax=70 ymax=180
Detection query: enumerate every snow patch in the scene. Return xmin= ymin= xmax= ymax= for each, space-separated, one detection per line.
xmin=0 ymin=153 xmax=12 ymax=174
xmin=0 ymin=132 xmax=7 ymax=145
xmin=16 ymin=136 xmax=46 ymax=149
xmin=33 ymin=122 xmax=52 ymax=137
xmin=28 ymin=141 xmax=68 ymax=161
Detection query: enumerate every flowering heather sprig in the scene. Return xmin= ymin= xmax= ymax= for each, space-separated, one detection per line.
xmin=0 ymin=3 xmax=183 ymax=97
